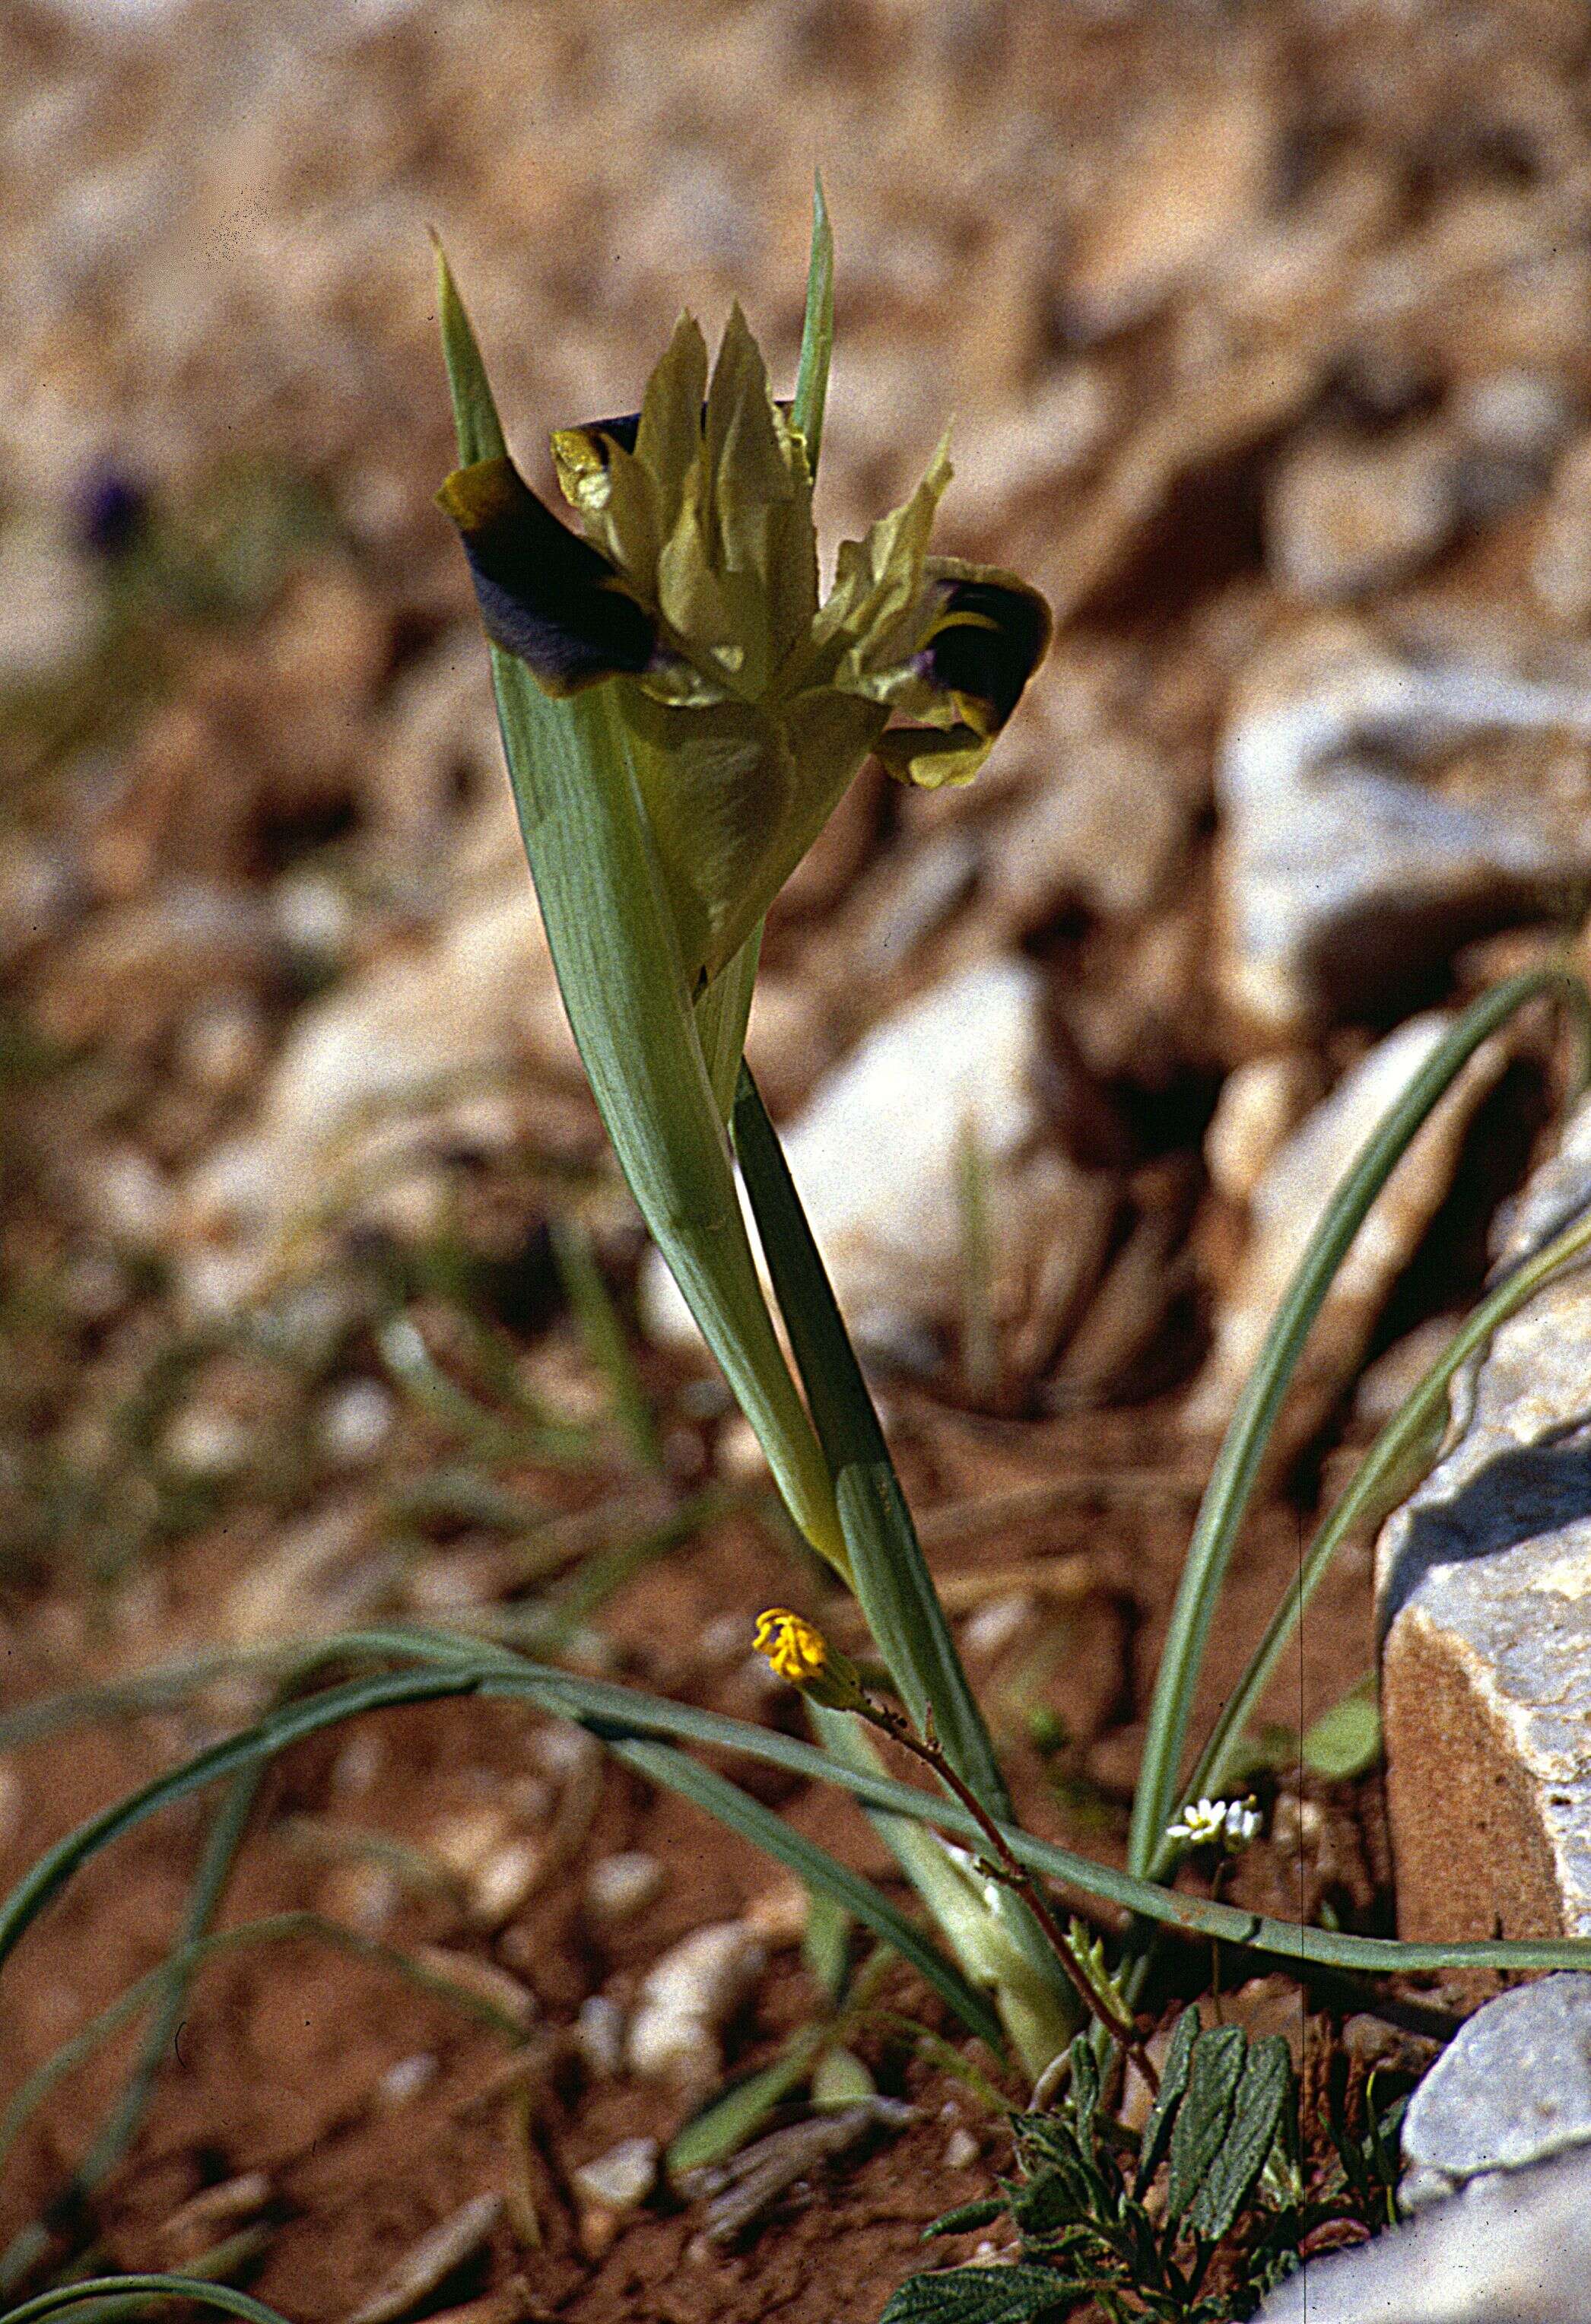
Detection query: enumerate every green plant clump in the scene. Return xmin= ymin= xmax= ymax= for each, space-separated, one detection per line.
xmin=4 ymin=189 xmax=1591 ymax=2324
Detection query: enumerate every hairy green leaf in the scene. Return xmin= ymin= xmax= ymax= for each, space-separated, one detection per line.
xmin=1135 ymin=2006 xmax=1198 ymax=2198
xmin=1167 ymin=2025 xmax=1246 ymax=2224
xmin=1187 ymin=2034 xmax=1292 ymax=2243
xmin=879 ymin=2264 xmax=1071 ymax=2324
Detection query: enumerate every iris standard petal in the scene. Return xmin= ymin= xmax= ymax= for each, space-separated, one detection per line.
xmin=437 ymin=452 xmax=656 ymax=697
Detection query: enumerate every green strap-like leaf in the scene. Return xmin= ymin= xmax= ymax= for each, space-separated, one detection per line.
xmin=9 ymin=1648 xmax=1591 ymax=1992
xmin=434 ymin=247 xmax=843 ymax=1576
xmin=605 ymin=1735 xmax=1003 ymax=2051
xmin=3 ymin=2278 xmax=292 ymax=2324
xmin=1130 ymin=964 xmax=1591 ymax=1877
xmin=732 ymin=1067 xmax=1002 ymax=1803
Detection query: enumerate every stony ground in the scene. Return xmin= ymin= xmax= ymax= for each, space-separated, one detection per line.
xmin=5 ymin=2 xmax=1591 ymax=2318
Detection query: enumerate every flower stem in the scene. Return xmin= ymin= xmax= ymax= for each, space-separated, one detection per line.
xmin=856 ymin=1694 xmax=1158 ymax=2097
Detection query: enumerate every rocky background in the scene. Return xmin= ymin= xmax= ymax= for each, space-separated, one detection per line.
xmin=6 ymin=3 xmax=1591 ymax=2320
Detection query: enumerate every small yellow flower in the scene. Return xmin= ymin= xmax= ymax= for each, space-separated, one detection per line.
xmin=752 ymin=1608 xmax=867 ymax=1711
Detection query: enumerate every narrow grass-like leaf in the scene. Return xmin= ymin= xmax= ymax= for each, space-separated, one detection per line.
xmin=732 ymin=1068 xmax=1084 ymax=2068
xmin=802 ymin=1889 xmax=852 ymax=2002
xmin=69 ymin=1770 xmax=259 ymax=2200
xmin=375 ymin=1315 xmax=589 ymax=1466
xmin=8 ymin=1649 xmax=1591 ymax=2000
xmin=667 ymin=2032 xmax=824 ymax=2176
xmin=1300 ymin=1683 xmax=1382 ymax=1782
xmin=695 ymin=924 xmax=764 ymax=1122
xmin=3 ymin=2277 xmax=291 ymax=2324
xmin=791 ymin=174 xmax=834 ymax=477
xmin=732 ymin=1067 xmax=1002 ymax=1804
xmin=610 ymin=1735 xmax=1002 ymax=2049
xmin=548 ymin=1218 xmax=661 ymax=1470
xmin=1130 ymin=964 xmax=1591 ymax=1876
xmin=0 ymin=1909 xmax=526 ymax=2192
xmin=436 ymin=247 xmax=844 ymax=1574
xmin=1183 ymin=1192 xmax=1591 ymax=1829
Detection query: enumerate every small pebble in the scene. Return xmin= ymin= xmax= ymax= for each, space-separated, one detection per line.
xmin=316 ymin=1379 xmax=396 ymax=1467
xmin=318 ymin=1860 xmax=399 ymax=1936
xmin=331 ymin=1732 xmax=385 ymax=1796
xmin=469 ymin=1838 xmax=544 ymax=1929
xmin=164 ymin=1406 xmax=250 ymax=1478
xmin=343 ymin=2193 xmax=503 ymax=2324
xmin=944 ymin=2126 xmax=980 ymax=2170
xmin=714 ymin=1414 xmax=770 ymax=1484
xmin=627 ymin=1922 xmax=767 ymax=2084
xmin=376 ymin=2052 xmax=440 ymax=2107
xmin=585 ymin=1851 xmax=665 ymax=1924
xmin=961 ymin=1593 xmax=1034 ymax=1659
xmin=427 ymin=1806 xmax=510 ymax=1883
xmin=744 ymin=1876 xmax=808 ymax=1947
xmin=570 ymin=2135 xmax=659 ymax=2212
xmin=573 ymin=1994 xmax=626 ymax=2079
xmin=529 ymin=1724 xmax=600 ymax=1781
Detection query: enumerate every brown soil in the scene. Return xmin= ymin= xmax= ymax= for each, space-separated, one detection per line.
xmin=0 ymin=1403 xmax=1378 ymax=2323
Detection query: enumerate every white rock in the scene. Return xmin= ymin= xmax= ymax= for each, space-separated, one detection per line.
xmin=1215 ymin=621 xmax=1591 ymax=1033
xmin=315 ymin=1379 xmax=395 ymax=1467
xmin=573 ymin=1994 xmax=626 ymax=2080
xmin=1377 ymin=1096 xmax=1591 ymax=1944
xmin=625 ymin=1921 xmax=766 ymax=2086
xmin=584 ymin=1851 xmax=665 ymax=1924
xmin=640 ymin=958 xmax=1094 ymax=1365
xmin=1399 ymin=1976 xmax=1591 ymax=2211
xmin=1204 ymin=1054 xmax=1318 ymax=1206
xmin=1258 ymin=2144 xmax=1591 ymax=2324
xmin=570 ymin=2136 xmax=659 ymax=2213
xmin=1187 ymin=1014 xmax=1504 ymax=1444
xmin=1267 ymin=426 xmax=1456 ymax=602
xmin=178 ymin=887 xmax=581 ymax=1283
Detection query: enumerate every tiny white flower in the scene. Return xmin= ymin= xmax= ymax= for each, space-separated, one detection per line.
xmin=1166 ymin=1795 xmax=1261 ymax=1853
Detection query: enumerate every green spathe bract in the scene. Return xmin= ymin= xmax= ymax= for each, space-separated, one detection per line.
xmin=435 ymin=247 xmax=844 ymax=1574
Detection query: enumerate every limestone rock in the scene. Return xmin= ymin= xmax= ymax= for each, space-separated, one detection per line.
xmin=1186 ymin=1013 xmax=1504 ymax=1449
xmin=1203 ymin=1053 xmax=1319 ymax=1206
xmin=1258 ymin=2145 xmax=1591 ymax=2324
xmin=640 ymin=957 xmax=1100 ymax=1370
xmin=570 ymin=2135 xmax=659 ymax=2213
xmin=1399 ymin=1974 xmax=1591 ymax=2211
xmin=625 ymin=1921 xmax=766 ymax=2087
xmin=176 ymin=887 xmax=583 ymax=1291
xmin=1215 ymin=621 xmax=1591 ymax=1033
xmin=986 ymin=734 xmax=1189 ymax=929
xmin=1065 ymin=74 xmax=1275 ymax=338
xmin=1376 ymin=1094 xmax=1591 ymax=1945
xmin=1267 ymin=425 xmax=1457 ymax=603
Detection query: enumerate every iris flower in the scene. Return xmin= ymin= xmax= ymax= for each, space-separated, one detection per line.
xmin=439 ymin=304 xmax=1050 ymax=995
